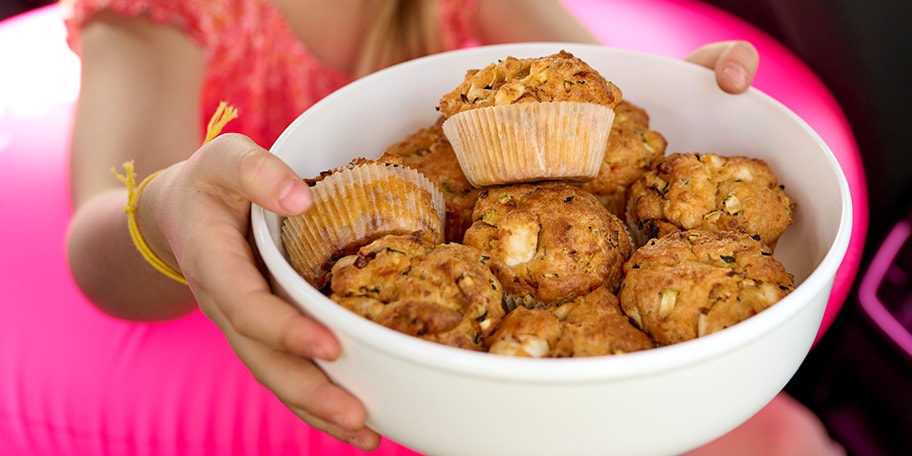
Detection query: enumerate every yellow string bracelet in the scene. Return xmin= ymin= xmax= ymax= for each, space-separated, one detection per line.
xmin=112 ymin=162 xmax=187 ymax=285
xmin=112 ymin=101 xmax=240 ymax=285
xmin=205 ymin=101 xmax=240 ymax=143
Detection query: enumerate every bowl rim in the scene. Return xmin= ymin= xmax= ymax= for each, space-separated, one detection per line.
xmin=251 ymin=42 xmax=854 ymax=383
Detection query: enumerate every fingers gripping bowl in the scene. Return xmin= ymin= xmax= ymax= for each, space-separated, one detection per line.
xmin=251 ymin=43 xmax=852 ymax=456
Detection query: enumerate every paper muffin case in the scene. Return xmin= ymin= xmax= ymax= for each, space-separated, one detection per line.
xmin=442 ymin=102 xmax=616 ymax=187
xmin=281 ymin=162 xmax=445 ymax=289
xmin=593 ymin=191 xmax=629 ymax=222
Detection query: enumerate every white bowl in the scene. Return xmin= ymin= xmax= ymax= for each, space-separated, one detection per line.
xmin=251 ymin=43 xmax=852 ymax=456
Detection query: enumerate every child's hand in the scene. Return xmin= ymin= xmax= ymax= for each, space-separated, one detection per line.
xmin=145 ymin=134 xmax=381 ymax=450
xmin=684 ymin=40 xmax=760 ymax=94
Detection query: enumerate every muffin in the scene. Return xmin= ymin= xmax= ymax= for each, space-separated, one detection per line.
xmin=549 ymin=285 xmax=655 ymax=357
xmin=618 ymin=229 xmax=795 ymax=345
xmin=437 ymin=51 xmax=622 ymax=186
xmin=328 ymin=233 xmax=506 ymax=351
xmin=487 ymin=285 xmax=654 ymax=358
xmin=625 ymin=152 xmax=795 ymax=248
xmin=485 ymin=306 xmax=562 ymax=358
xmin=281 ymin=159 xmax=446 ymax=289
xmin=576 ymin=100 xmax=667 ymax=219
xmin=379 ymin=116 xmax=480 ymax=243
xmin=462 ymin=181 xmax=632 ymax=309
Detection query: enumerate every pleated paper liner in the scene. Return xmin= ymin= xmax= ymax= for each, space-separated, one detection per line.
xmin=442 ymin=101 xmax=615 ymax=187
xmin=281 ymin=161 xmax=445 ymax=289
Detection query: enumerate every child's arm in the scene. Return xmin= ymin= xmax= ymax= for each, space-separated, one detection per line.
xmin=66 ymin=11 xmax=203 ymax=319
xmin=65 ymin=12 xmax=380 ymax=450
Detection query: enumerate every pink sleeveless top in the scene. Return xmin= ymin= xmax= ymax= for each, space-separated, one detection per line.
xmin=61 ymin=0 xmax=479 ymax=147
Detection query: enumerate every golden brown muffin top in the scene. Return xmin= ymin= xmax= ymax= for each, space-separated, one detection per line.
xmin=619 ymin=229 xmax=795 ymax=345
xmin=550 ymin=285 xmax=655 ymax=357
xmin=302 ymin=155 xmax=404 ymax=186
xmin=576 ymin=100 xmax=667 ymax=217
xmin=329 ymin=233 xmax=505 ymax=351
xmin=437 ymin=51 xmax=622 ymax=117
xmin=487 ymin=285 xmax=653 ymax=358
xmin=626 ymin=152 xmax=795 ymax=248
xmin=486 ymin=306 xmax=563 ymax=358
xmin=463 ymin=181 xmax=632 ymax=307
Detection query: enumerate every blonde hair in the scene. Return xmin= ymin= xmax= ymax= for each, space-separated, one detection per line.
xmin=355 ymin=0 xmax=443 ymax=77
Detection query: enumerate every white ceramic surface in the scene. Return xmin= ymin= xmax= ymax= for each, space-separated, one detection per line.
xmin=251 ymin=43 xmax=852 ymax=456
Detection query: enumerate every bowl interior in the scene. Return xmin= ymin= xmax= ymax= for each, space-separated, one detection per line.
xmin=251 ymin=43 xmax=852 ymax=380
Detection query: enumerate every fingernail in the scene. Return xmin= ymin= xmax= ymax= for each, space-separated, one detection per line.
xmin=278 ymin=179 xmax=311 ymax=213
xmin=312 ymin=343 xmax=333 ymax=360
xmin=349 ymin=433 xmax=375 ymax=450
xmin=349 ymin=435 xmax=365 ymax=449
xmin=723 ymin=63 xmax=748 ymax=90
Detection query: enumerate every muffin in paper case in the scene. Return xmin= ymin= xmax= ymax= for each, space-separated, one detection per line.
xmin=281 ymin=161 xmax=445 ymax=289
xmin=442 ymin=101 xmax=615 ymax=187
